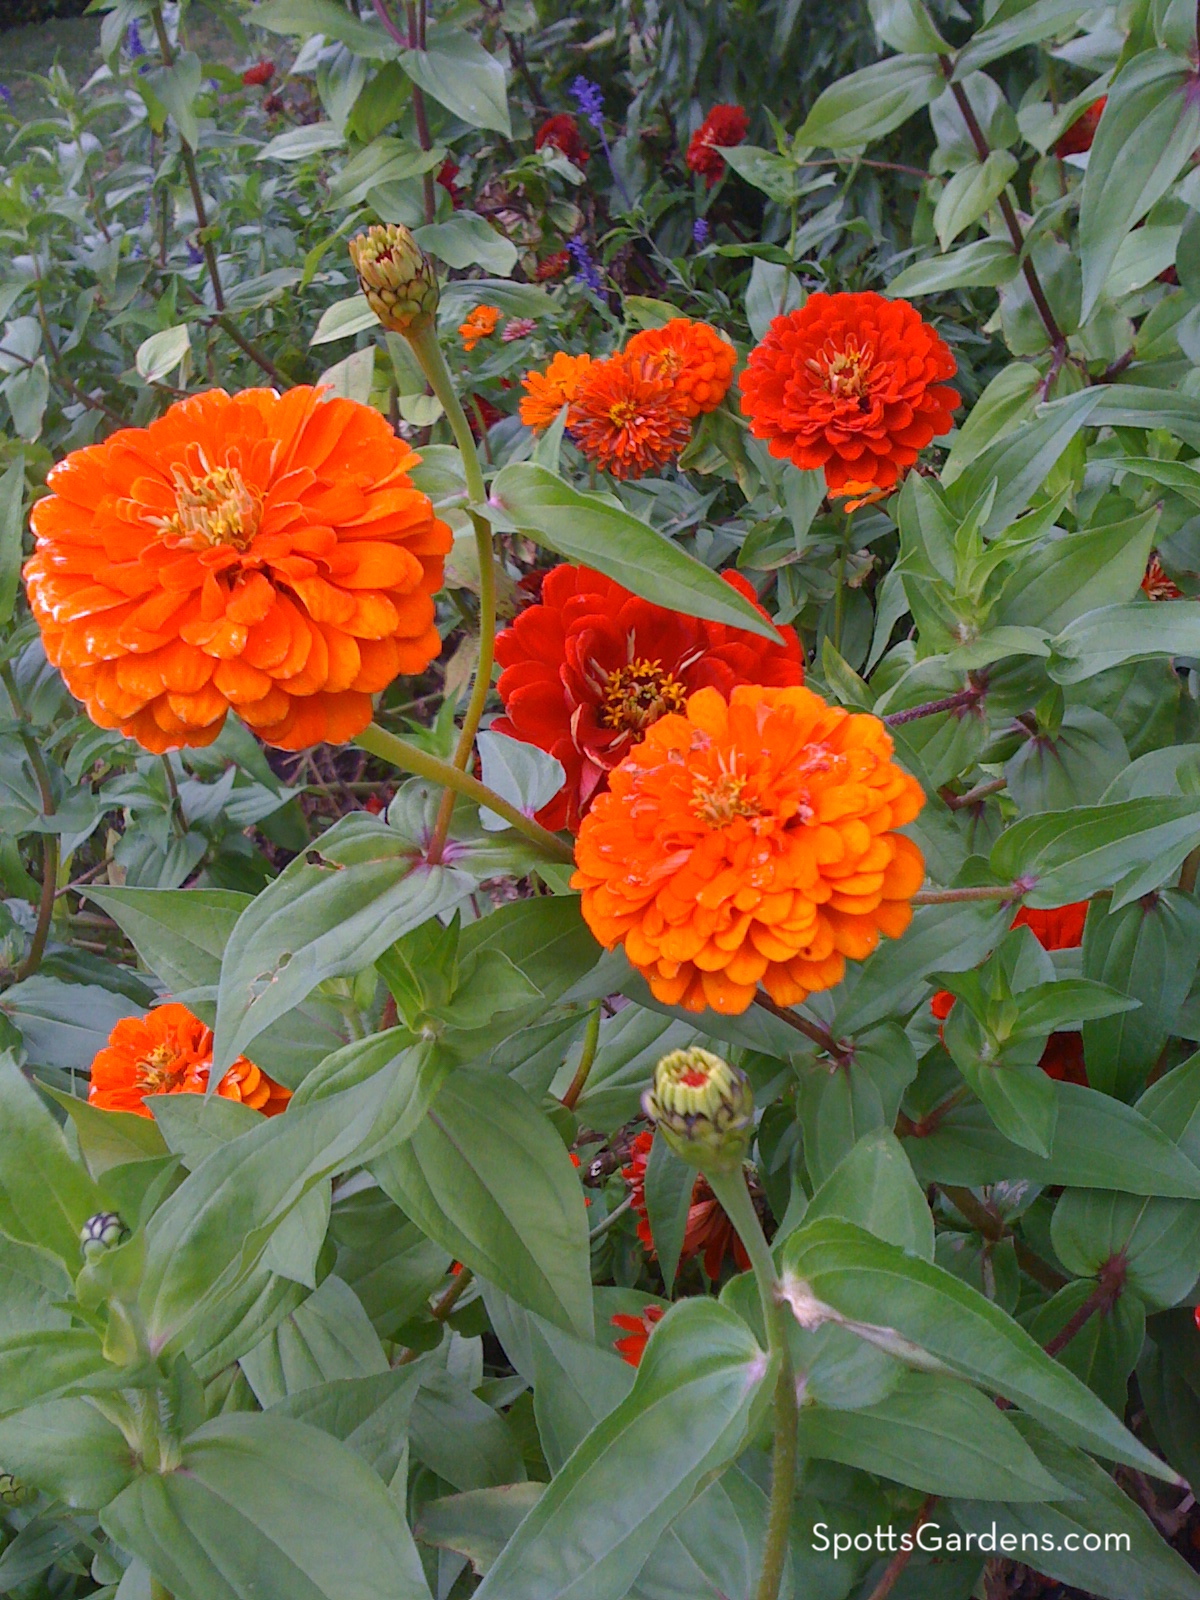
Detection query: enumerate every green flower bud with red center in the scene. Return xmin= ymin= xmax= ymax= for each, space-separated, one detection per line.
xmin=642 ymin=1047 xmax=754 ymax=1173
xmin=349 ymin=223 xmax=440 ymax=335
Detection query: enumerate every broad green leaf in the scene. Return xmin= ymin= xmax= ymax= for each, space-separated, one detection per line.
xmin=0 ymin=1329 xmax=113 ymax=1418
xmin=1086 ymin=385 xmax=1200 ymax=449
xmin=1027 ymin=1277 xmax=1146 ymax=1416
xmin=795 ymin=1369 xmax=1066 ymax=1499
xmin=142 ymin=51 xmax=202 ymax=148
xmin=373 ymin=1070 xmax=593 ymax=1339
xmin=417 ymin=1484 xmax=546 ymax=1575
xmin=884 ymin=238 xmax=1018 ymax=297
xmin=311 ymin=295 xmax=381 ymax=346
xmin=414 ymin=212 xmax=518 ymax=276
xmin=0 ymin=1054 xmax=103 ymax=1265
xmin=240 ymin=1276 xmax=387 ymax=1408
xmin=257 ymin=123 xmax=346 ymax=162
xmin=0 ymin=1398 xmax=135 ymax=1510
xmin=1 ymin=976 xmax=140 ymax=1073
xmin=270 ymin=1367 xmax=424 ymax=1483
xmin=135 ymin=325 xmax=191 ymax=385
xmin=411 ymin=1370 xmax=527 ymax=1491
xmin=643 ymin=1132 xmax=694 ymax=1295
xmin=0 ymin=456 xmax=24 ymax=627
xmin=631 ymin=1469 xmax=783 ymax=1600
xmin=1052 ymin=1188 xmax=1200 ymax=1313
xmin=934 ymin=151 xmax=1017 ymax=250
xmin=251 ymin=0 xmax=396 ymax=58
xmin=1115 ymin=456 xmax=1200 ymax=509
xmin=400 ymin=30 xmax=510 ymax=136
xmin=47 ymin=1088 xmax=168 ymax=1179
xmin=212 ymin=814 xmax=472 ymax=1073
xmin=1049 ymin=601 xmax=1200 ymax=684
xmin=720 ymin=144 xmax=808 ymax=204
xmin=869 ymin=0 xmax=950 ymax=53
xmin=795 ymin=55 xmax=944 ymax=148
xmin=1079 ymin=49 xmax=1200 ymax=320
xmin=991 ymin=797 xmax=1200 ymax=907
xmin=954 ymin=0 xmax=1092 ymax=76
xmin=473 ymin=1299 xmax=773 ymax=1600
xmin=86 ymin=887 xmax=249 ymax=992
xmin=781 ymin=1218 xmax=1175 ymax=1478
xmin=488 ymin=465 xmax=780 ymax=641
xmin=993 ymin=511 xmax=1157 ymax=634
xmin=0 ymin=1234 xmax=71 ymax=1338
xmin=942 ymin=361 xmax=1040 ymax=483
xmin=805 ymin=1129 xmax=934 ymax=1258
xmin=1005 ymin=707 xmax=1130 ymax=812
xmin=945 ymin=1013 xmax=1059 ymax=1158
xmin=946 ymin=388 xmax=1103 ymax=536
xmin=102 ymin=1414 xmax=432 ymax=1600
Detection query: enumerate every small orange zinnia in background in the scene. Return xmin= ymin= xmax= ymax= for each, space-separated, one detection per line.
xmin=573 ymin=683 xmax=925 ymax=1016
xmin=24 ymin=387 xmax=450 ymax=753
xmin=519 ymin=352 xmax=594 ymax=431
xmin=739 ymin=292 xmax=959 ymax=495
xmin=611 ymin=1304 xmax=665 ymax=1367
xmin=89 ymin=1002 xmax=290 ymax=1118
xmin=686 ymin=104 xmax=749 ymax=187
xmin=459 ymin=305 xmax=502 ymax=351
xmin=567 ymin=352 xmax=692 ymax=479
xmin=625 ymin=318 xmax=737 ymax=418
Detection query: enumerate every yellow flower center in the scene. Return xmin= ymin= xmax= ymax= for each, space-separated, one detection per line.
xmin=599 ymin=658 xmax=688 ymax=733
xmin=162 ymin=462 xmax=261 ymax=552
xmin=690 ymin=767 xmax=764 ymax=827
xmin=607 ymin=398 xmax=641 ymax=429
xmin=135 ymin=1043 xmax=185 ymax=1093
xmin=810 ymin=338 xmax=875 ymax=403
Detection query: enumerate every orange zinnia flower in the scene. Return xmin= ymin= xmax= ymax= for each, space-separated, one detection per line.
xmin=519 ymin=352 xmax=594 ymax=431
xmin=24 ymin=388 xmax=451 ymax=753
xmin=572 ymin=684 xmax=926 ymax=1016
xmin=611 ymin=1304 xmax=665 ymax=1366
xmin=624 ymin=318 xmax=737 ymax=418
xmin=567 ymin=352 xmax=693 ymax=479
xmin=459 ymin=305 xmax=502 ymax=351
xmin=1143 ymin=555 xmax=1183 ymax=601
xmin=88 ymin=1002 xmax=291 ymax=1118
xmin=739 ymin=292 xmax=959 ymax=494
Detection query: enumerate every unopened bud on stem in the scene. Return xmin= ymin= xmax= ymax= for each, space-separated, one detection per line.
xmin=80 ymin=1211 xmax=128 ymax=1259
xmin=643 ymin=1047 xmax=753 ymax=1173
xmin=349 ymin=223 xmax=439 ymax=335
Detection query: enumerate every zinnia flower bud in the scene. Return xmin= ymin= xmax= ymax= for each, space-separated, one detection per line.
xmin=80 ymin=1211 xmax=128 ymax=1258
xmin=349 ymin=223 xmax=439 ymax=335
xmin=643 ymin=1047 xmax=753 ymax=1173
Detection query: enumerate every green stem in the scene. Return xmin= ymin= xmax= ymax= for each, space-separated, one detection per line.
xmin=911 ymin=884 xmax=1020 ymax=905
xmin=707 ymin=1167 xmax=796 ymax=1600
xmin=561 ymin=1001 xmax=602 ymax=1110
xmin=355 ymin=721 xmax=575 ymax=864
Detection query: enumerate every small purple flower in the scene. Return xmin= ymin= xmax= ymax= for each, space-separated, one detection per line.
xmin=0 ymin=85 xmax=12 ymax=109
xmin=567 ymin=234 xmax=604 ymax=295
xmin=693 ymin=218 xmax=710 ymax=246
xmin=125 ymin=20 xmax=145 ymax=58
xmin=187 ymin=242 xmax=204 ymax=266
xmin=570 ymin=76 xmax=605 ymax=131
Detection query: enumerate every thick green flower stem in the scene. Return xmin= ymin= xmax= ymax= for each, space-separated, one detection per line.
xmin=355 ymin=721 xmax=575 ymax=865
xmin=706 ymin=1166 xmax=798 ymax=1600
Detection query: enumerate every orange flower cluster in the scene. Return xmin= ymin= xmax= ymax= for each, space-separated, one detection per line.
xmin=519 ymin=317 xmax=736 ymax=479
xmin=739 ymin=292 xmax=959 ymax=495
xmin=89 ymin=1002 xmax=291 ymax=1118
xmin=24 ymin=387 xmax=451 ymax=753
xmin=621 ymin=1129 xmax=751 ymax=1280
xmin=459 ymin=305 xmax=502 ymax=351
xmin=572 ymin=684 xmax=926 ymax=1016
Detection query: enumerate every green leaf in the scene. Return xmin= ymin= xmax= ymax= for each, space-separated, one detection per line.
xmin=991 ymin=796 xmax=1200 ymax=907
xmin=1115 ymin=456 xmax=1200 ymax=509
xmin=643 ymin=1132 xmax=694 ymax=1296
xmin=417 ymin=1484 xmax=546 ymax=1575
xmin=993 ymin=511 xmax=1157 ymax=634
xmin=241 ymin=1275 xmax=387 ymax=1407
xmin=400 ymin=30 xmax=510 ymax=135
xmin=946 ymin=388 xmax=1103 ymax=536
xmin=270 ymin=1367 xmax=423 ymax=1484
xmin=488 ymin=465 xmax=780 ymax=641
xmin=472 ymin=1299 xmax=773 ymax=1600
xmin=945 ymin=1012 xmax=1059 ymax=1158
xmin=1079 ymin=49 xmax=1200 ymax=320
xmin=805 ymin=1129 xmax=934 ymax=1258
xmin=869 ymin=0 xmax=950 ymax=54
xmin=101 ymin=1414 xmax=432 ymax=1600
xmin=720 ymin=144 xmax=807 ymax=204
xmin=85 ymin=887 xmax=249 ymax=992
xmin=142 ymin=51 xmax=202 ymax=148
xmin=212 ymin=814 xmax=472 ymax=1073
xmin=795 ymin=55 xmax=944 ymax=148
xmin=411 ymin=1370 xmax=527 ymax=1491
xmin=884 ymin=238 xmax=1019 ymax=297
xmin=372 ymin=1069 xmax=594 ymax=1339
xmin=46 ymin=1089 xmax=168 ymax=1179
xmin=1049 ymin=601 xmax=1200 ymax=684
xmin=0 ymin=1054 xmax=103 ymax=1265
xmin=0 ymin=1329 xmax=112 ymax=1418
xmin=954 ymin=0 xmax=1093 ymax=76
xmin=135 ymin=325 xmax=191 ymax=386
xmin=311 ymin=295 xmax=381 ymax=346
xmin=934 ymin=151 xmax=1018 ymax=250
xmin=0 ymin=1398 xmax=135 ymax=1510
xmin=795 ymin=1369 xmax=1066 ymax=1499
xmin=414 ymin=213 xmax=517 ymax=276
xmin=251 ymin=0 xmax=397 ymax=58
xmin=1006 ymin=707 xmax=1130 ymax=812
xmin=257 ymin=122 xmax=346 ymax=162
xmin=0 ymin=457 xmax=24 ymax=628
xmin=781 ymin=1217 xmax=1175 ymax=1478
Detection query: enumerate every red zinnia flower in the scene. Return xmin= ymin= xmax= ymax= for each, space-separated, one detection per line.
xmin=436 ymin=159 xmax=463 ymax=208
xmin=536 ymin=250 xmax=571 ymax=281
xmin=1143 ymin=555 xmax=1183 ymax=601
xmin=686 ymin=104 xmax=749 ymax=187
xmin=1055 ymin=98 xmax=1105 ymax=158
xmin=567 ymin=353 xmax=693 ymax=479
xmin=1039 ymin=1032 xmax=1087 ymax=1085
xmin=242 ymin=61 xmax=275 ymax=87
xmin=739 ymin=292 xmax=960 ymax=495
xmin=535 ymin=113 xmax=590 ymax=166
xmin=683 ymin=1176 xmax=752 ymax=1280
xmin=621 ymin=1129 xmax=655 ymax=1253
xmin=1011 ymin=901 xmax=1088 ymax=951
xmin=492 ymin=564 xmax=804 ymax=829
xmin=611 ymin=1304 xmax=665 ymax=1366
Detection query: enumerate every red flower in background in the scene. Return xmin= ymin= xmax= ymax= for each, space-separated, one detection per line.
xmin=536 ymin=250 xmax=571 ymax=281
xmin=611 ymin=1304 xmax=665 ymax=1366
xmin=1143 ymin=555 xmax=1183 ymax=601
xmin=242 ymin=60 xmax=275 ymax=87
xmin=535 ymin=113 xmax=590 ymax=166
xmin=621 ymin=1130 xmax=655 ymax=1253
xmin=686 ymin=104 xmax=749 ymax=187
xmin=1039 ymin=1032 xmax=1088 ymax=1085
xmin=436 ymin=159 xmax=463 ymax=208
xmin=622 ymin=1130 xmax=751 ymax=1280
xmin=492 ymin=564 xmax=804 ymax=829
xmin=1055 ymin=98 xmax=1105 ymax=158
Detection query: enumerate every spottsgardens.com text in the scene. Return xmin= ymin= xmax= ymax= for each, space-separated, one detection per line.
xmin=811 ymin=1522 xmax=1131 ymax=1559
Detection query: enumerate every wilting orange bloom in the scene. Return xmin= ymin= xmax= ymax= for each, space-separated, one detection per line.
xmin=519 ymin=352 xmax=594 ymax=431
xmin=625 ymin=319 xmax=737 ymax=418
xmin=88 ymin=1002 xmax=290 ymax=1119
xmin=611 ymin=1304 xmax=665 ymax=1366
xmin=686 ymin=104 xmax=749 ymax=187
xmin=568 ymin=353 xmax=693 ymax=479
xmin=24 ymin=388 xmax=451 ymax=753
xmin=573 ymin=684 xmax=926 ymax=1015
xmin=622 ymin=1131 xmax=750 ymax=1279
xmin=739 ymin=292 xmax=959 ymax=494
xmin=459 ymin=305 xmax=502 ymax=351
xmin=621 ymin=1129 xmax=657 ymax=1253
xmin=1143 ymin=555 xmax=1183 ymax=601
xmin=1055 ymin=97 xmax=1105 ymax=158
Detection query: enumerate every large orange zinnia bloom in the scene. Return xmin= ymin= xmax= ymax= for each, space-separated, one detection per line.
xmin=738 ymin=292 xmax=959 ymax=494
xmin=573 ymin=684 xmax=925 ymax=1015
xmin=567 ymin=352 xmax=692 ymax=479
xmin=624 ymin=319 xmax=737 ymax=418
xmin=89 ymin=1002 xmax=291 ymax=1118
xmin=519 ymin=352 xmax=594 ymax=431
xmin=24 ymin=388 xmax=451 ymax=752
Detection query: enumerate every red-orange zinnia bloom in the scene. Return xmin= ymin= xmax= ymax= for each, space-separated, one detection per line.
xmin=1143 ymin=555 xmax=1183 ymax=601
xmin=24 ymin=388 xmax=451 ymax=753
xmin=611 ymin=1304 xmax=665 ymax=1366
xmin=567 ymin=353 xmax=693 ymax=479
xmin=493 ymin=564 xmax=804 ymax=829
xmin=459 ymin=305 xmax=502 ymax=351
xmin=88 ymin=1002 xmax=291 ymax=1118
xmin=535 ymin=113 xmax=590 ymax=166
xmin=1055 ymin=98 xmax=1105 ymax=158
xmin=242 ymin=60 xmax=275 ymax=87
xmin=519 ymin=352 xmax=594 ymax=432
xmin=572 ymin=684 xmax=926 ymax=1015
xmin=622 ymin=1131 xmax=750 ymax=1279
xmin=739 ymin=292 xmax=960 ymax=494
xmin=625 ymin=318 xmax=737 ymax=418
xmin=686 ymin=104 xmax=749 ymax=187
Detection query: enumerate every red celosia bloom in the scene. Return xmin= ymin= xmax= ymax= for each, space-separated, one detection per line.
xmin=739 ymin=292 xmax=960 ymax=494
xmin=624 ymin=318 xmax=737 ymax=418
xmin=242 ymin=61 xmax=275 ymax=87
xmin=492 ymin=563 xmax=804 ymax=829
xmin=24 ymin=388 xmax=451 ymax=753
xmin=611 ymin=1304 xmax=665 ymax=1366
xmin=436 ymin=159 xmax=463 ymax=208
xmin=1055 ymin=98 xmax=1105 ymax=158
xmin=535 ymin=113 xmax=590 ymax=166
xmin=686 ymin=104 xmax=749 ymax=187
xmin=567 ymin=353 xmax=693 ymax=479
xmin=536 ymin=250 xmax=572 ymax=281
xmin=89 ymin=1002 xmax=290 ymax=1118
xmin=1143 ymin=555 xmax=1183 ymax=601
xmin=683 ymin=1176 xmax=752 ymax=1280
